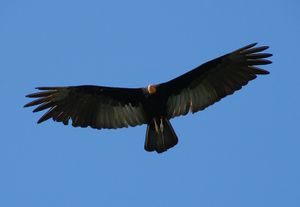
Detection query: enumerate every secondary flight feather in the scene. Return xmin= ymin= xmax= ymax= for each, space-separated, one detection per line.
xmin=24 ymin=43 xmax=272 ymax=153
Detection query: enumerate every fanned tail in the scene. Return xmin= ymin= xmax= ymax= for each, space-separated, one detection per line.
xmin=144 ymin=118 xmax=178 ymax=153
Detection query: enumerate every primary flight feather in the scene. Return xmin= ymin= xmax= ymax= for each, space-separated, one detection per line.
xmin=24 ymin=43 xmax=272 ymax=153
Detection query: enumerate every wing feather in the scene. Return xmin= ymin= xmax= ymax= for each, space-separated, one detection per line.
xmin=159 ymin=43 xmax=272 ymax=119
xmin=25 ymin=85 xmax=147 ymax=129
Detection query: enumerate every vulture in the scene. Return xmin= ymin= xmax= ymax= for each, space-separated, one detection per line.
xmin=24 ymin=43 xmax=272 ymax=153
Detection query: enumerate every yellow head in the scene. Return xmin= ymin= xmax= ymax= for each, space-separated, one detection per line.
xmin=147 ymin=84 xmax=157 ymax=94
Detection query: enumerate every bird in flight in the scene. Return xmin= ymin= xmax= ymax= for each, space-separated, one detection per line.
xmin=24 ymin=43 xmax=272 ymax=153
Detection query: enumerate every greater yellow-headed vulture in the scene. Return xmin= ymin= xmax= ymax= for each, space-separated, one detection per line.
xmin=24 ymin=43 xmax=272 ymax=153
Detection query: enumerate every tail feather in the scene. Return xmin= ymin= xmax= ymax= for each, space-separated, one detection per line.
xmin=144 ymin=118 xmax=178 ymax=153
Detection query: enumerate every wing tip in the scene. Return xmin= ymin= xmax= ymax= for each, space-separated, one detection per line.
xmin=23 ymin=103 xmax=31 ymax=108
xmin=236 ymin=42 xmax=258 ymax=52
xmin=37 ymin=118 xmax=47 ymax=124
xmin=258 ymin=45 xmax=269 ymax=51
xmin=249 ymin=42 xmax=258 ymax=47
xmin=236 ymin=42 xmax=271 ymax=55
xmin=265 ymin=53 xmax=273 ymax=58
xmin=258 ymin=69 xmax=270 ymax=75
xmin=32 ymin=108 xmax=40 ymax=113
xmin=25 ymin=93 xmax=35 ymax=98
xmin=249 ymin=66 xmax=270 ymax=75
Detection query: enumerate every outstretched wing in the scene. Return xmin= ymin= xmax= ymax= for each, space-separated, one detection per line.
xmin=158 ymin=43 xmax=272 ymax=119
xmin=24 ymin=85 xmax=147 ymax=129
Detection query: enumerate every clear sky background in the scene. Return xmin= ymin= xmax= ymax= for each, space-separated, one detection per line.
xmin=1 ymin=0 xmax=299 ymax=206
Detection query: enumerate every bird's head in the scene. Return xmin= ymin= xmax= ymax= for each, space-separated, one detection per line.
xmin=147 ymin=84 xmax=157 ymax=95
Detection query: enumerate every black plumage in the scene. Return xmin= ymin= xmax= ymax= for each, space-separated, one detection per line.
xmin=24 ymin=43 xmax=272 ymax=153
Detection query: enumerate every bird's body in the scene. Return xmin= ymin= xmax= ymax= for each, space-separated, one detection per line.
xmin=25 ymin=43 xmax=272 ymax=153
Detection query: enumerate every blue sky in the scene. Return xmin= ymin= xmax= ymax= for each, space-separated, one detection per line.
xmin=1 ymin=0 xmax=299 ymax=206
